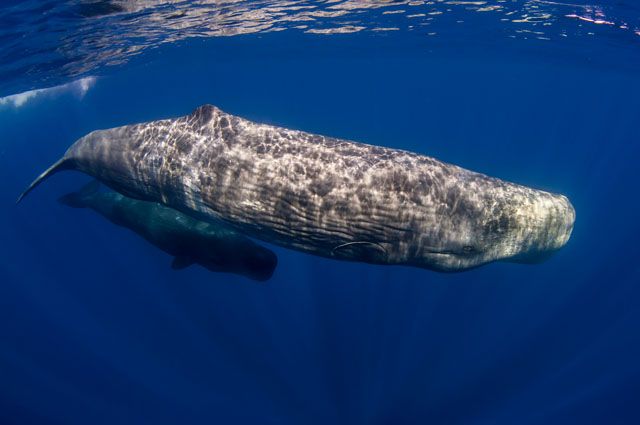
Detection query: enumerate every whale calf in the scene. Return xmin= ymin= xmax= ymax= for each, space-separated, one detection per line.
xmin=58 ymin=181 xmax=277 ymax=281
xmin=19 ymin=105 xmax=575 ymax=272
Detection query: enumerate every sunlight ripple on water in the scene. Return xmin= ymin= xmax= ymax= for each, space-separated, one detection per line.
xmin=0 ymin=0 xmax=638 ymax=96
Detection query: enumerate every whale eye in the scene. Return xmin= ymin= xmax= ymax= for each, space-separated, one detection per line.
xmin=462 ymin=245 xmax=476 ymax=254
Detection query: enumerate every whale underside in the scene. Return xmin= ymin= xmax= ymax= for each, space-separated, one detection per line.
xmin=18 ymin=104 xmax=575 ymax=272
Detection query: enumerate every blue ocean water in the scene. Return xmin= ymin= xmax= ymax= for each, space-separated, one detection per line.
xmin=1 ymin=1 xmax=639 ymax=424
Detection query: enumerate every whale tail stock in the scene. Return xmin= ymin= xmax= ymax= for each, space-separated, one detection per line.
xmin=16 ymin=157 xmax=74 ymax=204
xmin=57 ymin=180 xmax=101 ymax=208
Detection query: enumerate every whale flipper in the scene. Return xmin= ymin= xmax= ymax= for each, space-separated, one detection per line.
xmin=57 ymin=180 xmax=101 ymax=208
xmin=331 ymin=241 xmax=389 ymax=263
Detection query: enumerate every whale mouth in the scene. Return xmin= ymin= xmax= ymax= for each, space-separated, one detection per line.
xmin=423 ymin=244 xmax=479 ymax=259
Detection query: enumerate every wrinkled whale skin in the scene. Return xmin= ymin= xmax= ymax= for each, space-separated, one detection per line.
xmin=20 ymin=105 xmax=575 ymax=271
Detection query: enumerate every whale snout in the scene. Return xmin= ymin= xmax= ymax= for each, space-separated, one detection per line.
xmin=241 ymin=246 xmax=278 ymax=281
xmin=548 ymin=194 xmax=575 ymax=249
xmin=505 ymin=192 xmax=575 ymax=264
xmin=419 ymin=189 xmax=575 ymax=272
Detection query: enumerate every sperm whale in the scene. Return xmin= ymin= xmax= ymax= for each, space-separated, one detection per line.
xmin=18 ymin=105 xmax=575 ymax=271
xmin=59 ymin=181 xmax=277 ymax=281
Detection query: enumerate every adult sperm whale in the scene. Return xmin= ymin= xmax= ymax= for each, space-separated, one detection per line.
xmin=59 ymin=181 xmax=277 ymax=281
xmin=18 ymin=105 xmax=575 ymax=272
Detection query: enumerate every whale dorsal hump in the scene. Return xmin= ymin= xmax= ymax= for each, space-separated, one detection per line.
xmin=189 ymin=104 xmax=220 ymax=124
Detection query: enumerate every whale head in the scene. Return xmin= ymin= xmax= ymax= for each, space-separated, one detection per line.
xmin=417 ymin=177 xmax=575 ymax=272
xmin=193 ymin=228 xmax=278 ymax=282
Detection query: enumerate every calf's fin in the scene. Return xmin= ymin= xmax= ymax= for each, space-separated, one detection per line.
xmin=57 ymin=180 xmax=101 ymax=209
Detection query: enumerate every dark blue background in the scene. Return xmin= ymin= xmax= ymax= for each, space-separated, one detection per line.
xmin=1 ymin=31 xmax=639 ymax=424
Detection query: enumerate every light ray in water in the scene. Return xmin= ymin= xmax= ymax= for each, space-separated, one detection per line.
xmin=0 ymin=77 xmax=96 ymax=108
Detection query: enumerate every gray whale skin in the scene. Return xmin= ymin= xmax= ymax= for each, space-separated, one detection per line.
xmin=19 ymin=105 xmax=575 ymax=272
xmin=59 ymin=182 xmax=277 ymax=281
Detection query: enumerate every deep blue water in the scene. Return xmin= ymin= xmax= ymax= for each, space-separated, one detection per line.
xmin=1 ymin=1 xmax=640 ymax=424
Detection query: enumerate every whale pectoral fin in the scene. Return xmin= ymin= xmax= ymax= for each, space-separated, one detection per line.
xmin=171 ymin=256 xmax=195 ymax=270
xmin=331 ymin=241 xmax=389 ymax=263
